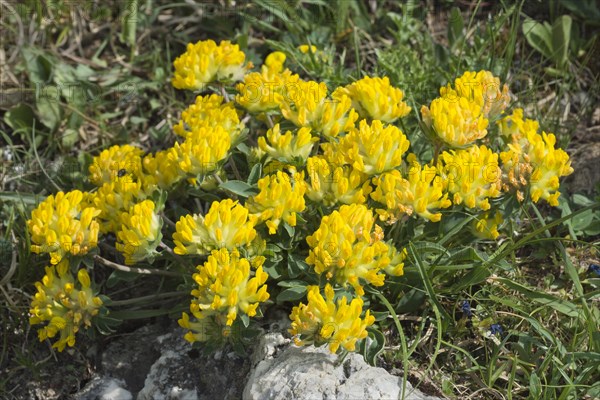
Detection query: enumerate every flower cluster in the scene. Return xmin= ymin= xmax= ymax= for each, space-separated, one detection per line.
xmin=28 ymin=190 xmax=100 ymax=265
xmin=257 ymin=124 xmax=317 ymax=165
xmin=289 ymin=284 xmax=375 ymax=353
xmin=306 ymin=204 xmax=404 ymax=296
xmin=173 ymin=199 xmax=258 ymax=256
xmin=247 ymin=170 xmax=307 ymax=234
xmin=115 ymin=200 xmax=162 ymax=265
xmin=172 ymin=39 xmax=252 ymax=89
xmin=179 ymin=248 xmax=269 ymax=341
xmin=29 ymin=260 xmax=103 ymax=351
xmin=306 ymin=156 xmax=372 ymax=206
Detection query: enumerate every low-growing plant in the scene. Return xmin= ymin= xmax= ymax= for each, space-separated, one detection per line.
xmin=21 ymin=37 xmax=598 ymax=398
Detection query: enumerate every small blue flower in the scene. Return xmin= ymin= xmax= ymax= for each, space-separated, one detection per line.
xmin=490 ymin=323 xmax=503 ymax=336
xmin=461 ymin=300 xmax=472 ymax=318
xmin=588 ymin=264 xmax=600 ymax=276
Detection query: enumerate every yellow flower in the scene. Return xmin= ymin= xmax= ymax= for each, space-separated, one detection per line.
xmin=277 ymin=80 xmax=357 ymax=138
xmin=305 ymin=204 xmax=403 ymax=295
xmin=92 ymin=178 xmax=146 ymax=234
xmin=305 ymin=156 xmax=372 ymax=206
xmin=289 ymin=284 xmax=375 ymax=353
xmin=498 ymin=111 xmax=573 ymax=206
xmin=173 ymin=94 xmax=244 ymax=144
xmin=335 ymin=76 xmax=411 ymax=123
xmin=172 ymin=39 xmax=252 ymax=90
xmin=142 ymin=149 xmax=183 ymax=191
xmin=439 ymin=145 xmax=502 ymax=210
xmin=236 ymin=52 xmax=301 ymax=113
xmin=88 ymin=144 xmax=144 ymax=187
xmin=421 ymin=96 xmax=489 ymax=148
xmin=115 ymin=200 xmax=162 ymax=265
xmin=172 ymin=125 xmax=232 ymax=180
xmin=28 ymin=190 xmax=101 ymax=264
xmin=336 ymin=119 xmax=410 ymax=175
xmin=29 ymin=260 xmax=103 ymax=351
xmin=371 ymin=157 xmax=451 ymax=223
xmin=173 ymin=199 xmax=258 ymax=256
xmin=181 ymin=248 xmax=269 ymax=337
xmin=441 ymin=70 xmax=510 ymax=118
xmin=472 ymin=211 xmax=503 ymax=240
xmin=247 ymin=170 xmax=307 ymax=235
xmin=257 ymin=124 xmax=318 ymax=165
xmin=526 ymin=131 xmax=573 ymax=206
xmin=298 ymin=44 xmax=318 ymax=54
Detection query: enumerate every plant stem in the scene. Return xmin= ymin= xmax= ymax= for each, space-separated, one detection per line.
xmin=108 ymin=291 xmax=188 ymax=306
xmin=94 ymin=255 xmax=183 ymax=278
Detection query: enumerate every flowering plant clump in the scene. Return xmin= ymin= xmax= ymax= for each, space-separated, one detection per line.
xmin=25 ymin=39 xmax=574 ymax=360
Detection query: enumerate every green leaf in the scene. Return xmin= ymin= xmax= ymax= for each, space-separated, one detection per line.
xmin=106 ymin=269 xmax=139 ymax=288
xmin=523 ymin=19 xmax=553 ymax=59
xmin=362 ymin=328 xmax=385 ymax=366
xmin=276 ymin=286 xmax=307 ymax=302
xmin=219 ymin=180 xmax=258 ymax=198
xmin=551 ymin=15 xmax=572 ymax=69
xmin=120 ymin=0 xmax=138 ymax=46
xmin=240 ymin=313 xmax=250 ymax=328
xmin=447 ymin=7 xmax=464 ymax=49
xmin=36 ymin=86 xmax=62 ymax=132
xmin=21 ymin=47 xmax=53 ymax=83
xmin=4 ymin=104 xmax=35 ymax=134
xmin=248 ymin=163 xmax=262 ymax=185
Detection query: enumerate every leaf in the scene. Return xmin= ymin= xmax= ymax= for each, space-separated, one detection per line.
xmin=240 ymin=313 xmax=250 ymax=328
xmin=4 ymin=104 xmax=35 ymax=134
xmin=523 ymin=19 xmax=553 ymax=59
xmin=219 ymin=180 xmax=258 ymax=198
xmin=120 ymin=0 xmax=138 ymax=46
xmin=551 ymin=15 xmax=572 ymax=69
xmin=36 ymin=86 xmax=62 ymax=132
xmin=447 ymin=7 xmax=464 ymax=49
xmin=21 ymin=47 xmax=53 ymax=83
xmin=106 ymin=269 xmax=139 ymax=288
xmin=362 ymin=328 xmax=385 ymax=366
xmin=276 ymin=286 xmax=307 ymax=302
xmin=248 ymin=163 xmax=262 ymax=185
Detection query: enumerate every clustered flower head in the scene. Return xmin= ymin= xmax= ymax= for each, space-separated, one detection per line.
xmin=28 ymin=190 xmax=101 ymax=265
xmin=29 ymin=260 xmax=103 ymax=351
xmin=439 ymin=145 xmax=502 ymax=210
xmin=498 ymin=109 xmax=573 ymax=206
xmin=236 ymin=51 xmax=301 ymax=113
xmin=88 ymin=144 xmax=144 ymax=186
xmin=173 ymin=94 xmax=244 ymax=144
xmin=335 ymin=76 xmax=411 ymax=123
xmin=179 ymin=248 xmax=269 ymax=342
xmin=115 ymin=200 xmax=162 ymax=265
xmin=472 ymin=211 xmax=503 ymax=240
xmin=247 ymin=170 xmax=307 ymax=234
xmin=306 ymin=204 xmax=404 ymax=296
xmin=257 ymin=124 xmax=317 ymax=165
xmin=289 ymin=284 xmax=375 ymax=353
xmin=172 ymin=39 xmax=252 ymax=90
xmin=305 ymin=156 xmax=372 ymax=206
xmin=277 ymin=80 xmax=358 ymax=138
xmin=371 ymin=155 xmax=451 ymax=223
xmin=173 ymin=199 xmax=258 ymax=256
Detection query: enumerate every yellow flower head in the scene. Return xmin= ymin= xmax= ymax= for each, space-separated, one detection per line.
xmin=421 ymin=96 xmax=489 ymax=148
xmin=277 ymin=80 xmax=358 ymax=138
xmin=335 ymin=76 xmax=411 ymax=123
xmin=181 ymin=248 xmax=269 ymax=336
xmin=172 ymin=40 xmax=252 ymax=90
xmin=371 ymin=157 xmax=451 ymax=223
xmin=298 ymin=44 xmax=318 ymax=54
xmin=115 ymin=200 xmax=162 ymax=265
xmin=142 ymin=149 xmax=183 ymax=191
xmin=472 ymin=211 xmax=503 ymax=240
xmin=88 ymin=144 xmax=144 ymax=187
xmin=173 ymin=199 xmax=258 ymax=256
xmin=289 ymin=284 xmax=375 ymax=353
xmin=441 ymin=70 xmax=510 ymax=118
xmin=29 ymin=260 xmax=103 ymax=351
xmin=236 ymin=52 xmax=301 ymax=113
xmin=28 ymin=190 xmax=101 ymax=264
xmin=247 ymin=170 xmax=307 ymax=235
xmin=171 ymin=125 xmax=232 ymax=180
xmin=258 ymin=124 xmax=318 ymax=165
xmin=305 ymin=204 xmax=403 ymax=295
xmin=497 ymin=108 xmax=539 ymax=142
xmin=305 ymin=156 xmax=372 ymax=206
xmin=174 ymin=94 xmax=244 ymax=144
xmin=439 ymin=145 xmax=502 ymax=210
xmin=92 ymin=178 xmax=146 ymax=234
xmin=337 ymin=119 xmax=410 ymax=175
xmin=527 ymin=131 xmax=573 ymax=206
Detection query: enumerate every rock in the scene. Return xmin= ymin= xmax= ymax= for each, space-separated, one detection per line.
xmin=565 ymin=141 xmax=600 ymax=195
xmin=243 ymin=333 xmax=443 ymax=400
xmin=74 ymin=376 xmax=132 ymax=400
